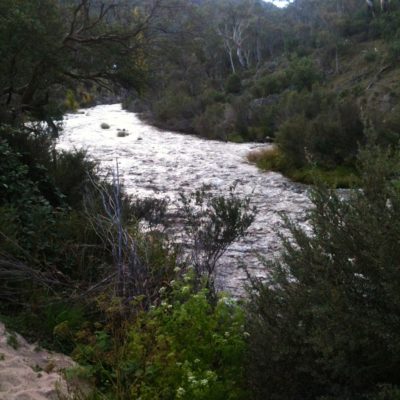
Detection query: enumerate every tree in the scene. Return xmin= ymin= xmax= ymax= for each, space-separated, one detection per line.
xmin=0 ymin=0 xmax=161 ymax=129
xmin=246 ymin=144 xmax=400 ymax=399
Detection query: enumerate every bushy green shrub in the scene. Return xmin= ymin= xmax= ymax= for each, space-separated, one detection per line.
xmin=0 ymin=138 xmax=55 ymax=254
xmin=200 ymin=89 xmax=226 ymax=106
xmin=225 ymin=74 xmax=242 ymax=94
xmin=306 ymin=99 xmax=364 ymax=167
xmin=65 ymin=89 xmax=80 ymax=111
xmin=341 ymin=12 xmax=370 ymax=37
xmin=388 ymin=38 xmax=400 ymax=61
xmin=231 ymin=96 xmax=250 ymax=139
xmin=179 ymin=186 xmax=255 ymax=293
xmin=369 ymin=10 xmax=400 ymax=40
xmin=275 ymin=114 xmax=308 ymax=167
xmin=246 ymin=145 xmax=400 ymax=400
xmin=124 ymin=276 xmax=248 ymax=400
xmin=252 ymin=71 xmax=289 ymax=97
xmin=276 ymin=94 xmax=364 ymax=170
xmin=277 ymin=88 xmax=332 ymax=123
xmin=194 ymin=103 xmax=227 ymax=139
xmin=375 ymin=104 xmax=400 ymax=145
xmin=364 ymin=49 xmax=379 ymax=62
xmin=154 ymin=88 xmax=199 ymax=123
xmin=0 ymin=124 xmax=62 ymax=206
xmin=247 ymin=147 xmax=288 ymax=172
xmin=286 ymin=57 xmax=321 ymax=91
xmin=52 ymin=149 xmax=97 ymax=209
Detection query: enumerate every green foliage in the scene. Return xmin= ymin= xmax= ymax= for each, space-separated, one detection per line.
xmin=194 ymin=103 xmax=227 ymax=139
xmin=388 ymin=38 xmax=400 ymax=62
xmin=153 ymin=88 xmax=199 ymax=132
xmin=246 ymin=145 xmax=400 ymax=399
xmin=364 ymin=49 xmax=379 ymax=62
xmin=252 ymin=71 xmax=289 ymax=97
xmin=225 ymin=74 xmax=242 ymax=94
xmin=0 ymin=136 xmax=55 ymax=255
xmin=179 ymin=186 xmax=255 ymax=292
xmin=200 ymin=89 xmax=226 ymax=105
xmin=275 ymin=93 xmax=364 ymax=170
xmin=51 ymin=150 xmax=97 ymax=209
xmin=247 ymin=147 xmax=359 ymax=188
xmin=0 ymin=0 xmax=152 ymax=124
xmin=275 ymin=114 xmax=308 ymax=167
xmin=65 ymin=90 xmax=80 ymax=111
xmin=369 ymin=10 xmax=400 ymax=40
xmin=227 ymin=133 xmax=245 ymax=143
xmin=124 ymin=277 xmax=248 ymax=400
xmin=306 ymin=99 xmax=364 ymax=167
xmin=286 ymin=57 xmax=321 ymax=91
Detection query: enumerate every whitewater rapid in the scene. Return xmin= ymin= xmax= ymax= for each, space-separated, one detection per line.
xmin=57 ymin=104 xmax=311 ymax=294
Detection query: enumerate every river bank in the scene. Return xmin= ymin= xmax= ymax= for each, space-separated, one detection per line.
xmin=247 ymin=146 xmax=360 ymax=188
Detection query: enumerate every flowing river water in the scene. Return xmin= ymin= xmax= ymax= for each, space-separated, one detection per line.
xmin=57 ymin=104 xmax=312 ymax=295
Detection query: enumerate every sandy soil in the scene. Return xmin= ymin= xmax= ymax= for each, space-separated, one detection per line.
xmin=0 ymin=322 xmax=75 ymax=400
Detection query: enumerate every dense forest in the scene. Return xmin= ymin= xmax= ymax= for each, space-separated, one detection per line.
xmin=123 ymin=0 xmax=400 ymax=186
xmin=1 ymin=0 xmax=400 ymax=399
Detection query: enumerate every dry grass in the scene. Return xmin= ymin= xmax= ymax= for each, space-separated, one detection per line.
xmin=247 ymin=146 xmax=285 ymax=171
xmin=247 ymin=146 xmax=358 ymax=188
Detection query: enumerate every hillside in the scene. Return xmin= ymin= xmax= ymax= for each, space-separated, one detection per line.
xmin=122 ymin=0 xmax=400 ymax=186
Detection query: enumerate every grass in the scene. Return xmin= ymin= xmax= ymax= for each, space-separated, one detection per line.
xmin=247 ymin=146 xmax=359 ymax=188
xmin=227 ymin=133 xmax=245 ymax=143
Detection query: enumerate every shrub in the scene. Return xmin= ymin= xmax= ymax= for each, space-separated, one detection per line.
xmin=0 ymin=138 xmax=55 ymax=255
xmin=252 ymin=71 xmax=289 ymax=97
xmin=388 ymin=39 xmax=400 ymax=62
xmin=275 ymin=114 xmax=308 ymax=167
xmin=70 ymin=275 xmax=248 ymax=399
xmin=225 ymin=74 xmax=242 ymax=94
xmin=369 ymin=10 xmax=400 ymax=40
xmin=246 ymin=145 xmax=400 ymax=399
xmin=153 ymin=88 xmax=199 ymax=123
xmin=51 ymin=149 xmax=97 ymax=209
xmin=200 ymin=89 xmax=226 ymax=106
xmin=124 ymin=277 xmax=248 ymax=400
xmin=364 ymin=49 xmax=378 ymax=62
xmin=306 ymin=99 xmax=364 ymax=167
xmin=65 ymin=89 xmax=79 ymax=111
xmin=179 ymin=186 xmax=255 ymax=294
xmin=276 ymin=94 xmax=364 ymax=170
xmin=194 ymin=103 xmax=227 ymax=139
xmin=231 ymin=96 xmax=251 ymax=139
xmin=286 ymin=57 xmax=321 ymax=91
xmin=247 ymin=146 xmax=287 ymax=172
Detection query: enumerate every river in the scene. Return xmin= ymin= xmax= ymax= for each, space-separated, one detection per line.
xmin=57 ymin=104 xmax=312 ymax=295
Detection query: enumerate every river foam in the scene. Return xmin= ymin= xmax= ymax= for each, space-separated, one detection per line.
xmin=57 ymin=104 xmax=311 ymax=294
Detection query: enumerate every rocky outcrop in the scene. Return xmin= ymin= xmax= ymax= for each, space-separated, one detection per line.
xmin=0 ymin=323 xmax=75 ymax=400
